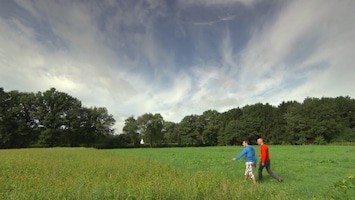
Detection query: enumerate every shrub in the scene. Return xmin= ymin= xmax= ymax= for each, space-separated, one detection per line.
xmin=314 ymin=136 xmax=327 ymax=145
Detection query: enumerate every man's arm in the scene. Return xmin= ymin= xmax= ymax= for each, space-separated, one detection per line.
xmin=253 ymin=151 xmax=257 ymax=165
xmin=232 ymin=148 xmax=246 ymax=160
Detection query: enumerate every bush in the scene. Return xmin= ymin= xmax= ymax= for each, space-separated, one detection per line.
xmin=95 ymin=134 xmax=130 ymax=149
xmin=332 ymin=128 xmax=355 ymax=143
xmin=314 ymin=136 xmax=327 ymax=145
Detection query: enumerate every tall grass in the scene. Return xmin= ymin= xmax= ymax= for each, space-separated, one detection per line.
xmin=1 ymin=146 xmax=354 ymax=199
xmin=0 ymin=148 xmax=278 ymax=200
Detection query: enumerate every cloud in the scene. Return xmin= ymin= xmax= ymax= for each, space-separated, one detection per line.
xmin=1 ymin=0 xmax=355 ymax=133
xmin=222 ymin=0 xmax=355 ymax=105
xmin=170 ymin=0 xmax=355 ymax=113
xmin=186 ymin=14 xmax=238 ymax=26
xmin=178 ymin=0 xmax=260 ymax=7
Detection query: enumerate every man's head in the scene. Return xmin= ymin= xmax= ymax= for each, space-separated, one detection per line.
xmin=257 ymin=138 xmax=264 ymax=145
xmin=242 ymin=140 xmax=249 ymax=146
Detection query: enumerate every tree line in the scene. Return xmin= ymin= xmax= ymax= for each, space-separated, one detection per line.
xmin=1 ymin=87 xmax=354 ymax=148
xmin=124 ymin=97 xmax=355 ymax=147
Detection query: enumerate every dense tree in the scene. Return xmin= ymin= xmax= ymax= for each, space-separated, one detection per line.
xmin=217 ymin=108 xmax=243 ymax=145
xmin=257 ymin=103 xmax=277 ymax=142
xmin=122 ymin=116 xmax=139 ymax=147
xmin=236 ymin=104 xmax=264 ymax=143
xmin=272 ymin=101 xmax=298 ymax=144
xmin=223 ymin=119 xmax=242 ymax=145
xmin=177 ymin=115 xmax=199 ymax=146
xmin=0 ymin=90 xmax=39 ymax=148
xmin=162 ymin=121 xmax=178 ymax=144
xmin=308 ymin=97 xmax=339 ymax=142
xmin=0 ymin=88 xmax=115 ymax=148
xmin=82 ymin=107 xmax=116 ymax=146
xmin=335 ymin=96 xmax=355 ymax=128
xmin=199 ymin=110 xmax=220 ymax=145
xmin=284 ymin=101 xmax=308 ymax=144
xmin=33 ymin=88 xmax=84 ymax=146
xmin=137 ymin=113 xmax=164 ymax=147
xmin=284 ymin=97 xmax=340 ymax=144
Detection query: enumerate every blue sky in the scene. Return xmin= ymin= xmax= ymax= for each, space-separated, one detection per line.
xmin=1 ymin=0 xmax=355 ymax=133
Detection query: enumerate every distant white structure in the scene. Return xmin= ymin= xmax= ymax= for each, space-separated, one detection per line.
xmin=140 ymin=139 xmax=144 ymax=145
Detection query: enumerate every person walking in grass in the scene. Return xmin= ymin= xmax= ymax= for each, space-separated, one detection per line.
xmin=232 ymin=140 xmax=257 ymax=184
xmin=257 ymin=137 xmax=284 ymax=182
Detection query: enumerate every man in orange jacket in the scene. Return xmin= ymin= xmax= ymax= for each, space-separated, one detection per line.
xmin=257 ymin=138 xmax=284 ymax=182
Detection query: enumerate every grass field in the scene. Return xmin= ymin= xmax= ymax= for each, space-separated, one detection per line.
xmin=0 ymin=145 xmax=354 ymax=199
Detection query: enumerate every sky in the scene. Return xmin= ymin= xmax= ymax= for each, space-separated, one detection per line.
xmin=1 ymin=0 xmax=355 ymax=133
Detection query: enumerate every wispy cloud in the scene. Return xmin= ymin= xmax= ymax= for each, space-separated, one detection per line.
xmin=221 ymin=0 xmax=355 ymax=105
xmin=178 ymin=0 xmax=260 ymax=7
xmin=186 ymin=14 xmax=237 ymax=26
xmin=1 ymin=0 xmax=354 ymax=132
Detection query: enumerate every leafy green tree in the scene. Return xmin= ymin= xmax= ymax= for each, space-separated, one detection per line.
xmin=0 ymin=87 xmax=116 ymax=148
xmin=32 ymin=88 xmax=115 ymax=147
xmin=16 ymin=91 xmax=39 ymax=147
xmin=311 ymin=97 xmax=339 ymax=142
xmin=257 ymin=103 xmax=278 ymax=142
xmin=68 ymin=101 xmax=116 ymax=147
xmin=335 ymin=96 xmax=355 ymax=129
xmin=301 ymin=97 xmax=339 ymax=143
xmin=33 ymin=88 xmax=80 ymax=146
xmin=82 ymin=107 xmax=115 ymax=146
xmin=0 ymin=90 xmax=38 ymax=148
xmin=64 ymin=107 xmax=88 ymax=146
xmin=272 ymin=101 xmax=298 ymax=144
xmin=237 ymin=104 xmax=264 ymax=143
xmin=177 ymin=111 xmax=221 ymax=146
xmin=55 ymin=95 xmax=82 ymax=146
xmin=223 ymin=119 xmax=244 ymax=145
xmin=137 ymin=113 xmax=164 ymax=147
xmin=162 ymin=121 xmax=178 ymax=144
xmin=123 ymin=116 xmax=139 ymax=147
xmin=284 ymin=101 xmax=307 ymax=144
xmin=177 ymin=115 xmax=199 ymax=146
xmin=199 ymin=110 xmax=220 ymax=145
xmin=217 ymin=108 xmax=243 ymax=145
xmin=0 ymin=89 xmax=17 ymax=148
xmin=284 ymin=97 xmax=340 ymax=144
xmin=333 ymin=128 xmax=355 ymax=143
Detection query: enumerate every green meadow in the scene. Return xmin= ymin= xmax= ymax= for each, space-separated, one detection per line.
xmin=0 ymin=146 xmax=354 ymax=200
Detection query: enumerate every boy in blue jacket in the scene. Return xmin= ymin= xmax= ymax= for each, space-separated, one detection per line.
xmin=232 ymin=140 xmax=257 ymax=184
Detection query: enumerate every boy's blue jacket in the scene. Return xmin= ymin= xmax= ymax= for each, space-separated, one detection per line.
xmin=235 ymin=145 xmax=257 ymax=164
